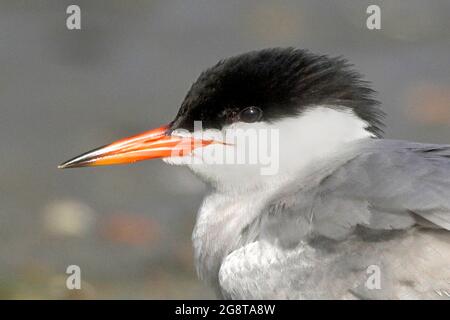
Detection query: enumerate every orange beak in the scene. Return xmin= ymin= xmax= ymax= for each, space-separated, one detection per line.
xmin=58 ymin=125 xmax=214 ymax=169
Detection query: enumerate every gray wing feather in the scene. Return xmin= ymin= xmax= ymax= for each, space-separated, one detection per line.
xmin=321 ymin=140 xmax=450 ymax=231
xmin=260 ymin=139 xmax=450 ymax=241
xmin=219 ymin=139 xmax=450 ymax=299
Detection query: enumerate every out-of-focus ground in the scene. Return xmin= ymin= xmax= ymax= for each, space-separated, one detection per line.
xmin=0 ymin=0 xmax=449 ymax=299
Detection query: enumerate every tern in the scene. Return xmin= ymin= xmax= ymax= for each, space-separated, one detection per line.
xmin=60 ymin=48 xmax=450 ymax=299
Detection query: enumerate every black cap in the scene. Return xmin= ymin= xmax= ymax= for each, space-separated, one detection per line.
xmin=170 ymin=47 xmax=384 ymax=137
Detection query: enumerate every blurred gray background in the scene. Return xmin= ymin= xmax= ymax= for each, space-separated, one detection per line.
xmin=0 ymin=0 xmax=449 ymax=298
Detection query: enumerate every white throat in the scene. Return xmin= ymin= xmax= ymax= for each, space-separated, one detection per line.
xmin=164 ymin=106 xmax=373 ymax=193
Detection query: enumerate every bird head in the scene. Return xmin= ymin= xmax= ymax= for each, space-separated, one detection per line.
xmin=59 ymin=48 xmax=383 ymax=191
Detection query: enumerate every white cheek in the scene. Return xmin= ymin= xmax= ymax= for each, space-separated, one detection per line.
xmin=195 ymin=123 xmax=277 ymax=166
xmin=163 ymin=106 xmax=372 ymax=191
xmin=164 ymin=126 xmax=257 ymax=164
xmin=162 ymin=128 xmax=231 ymax=166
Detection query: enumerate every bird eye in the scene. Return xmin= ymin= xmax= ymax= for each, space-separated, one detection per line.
xmin=238 ymin=106 xmax=262 ymax=123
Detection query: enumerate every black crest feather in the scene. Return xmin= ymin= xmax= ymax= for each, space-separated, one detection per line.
xmin=171 ymin=48 xmax=384 ymax=137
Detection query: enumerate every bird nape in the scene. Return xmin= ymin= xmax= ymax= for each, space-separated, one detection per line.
xmin=59 ymin=48 xmax=450 ymax=299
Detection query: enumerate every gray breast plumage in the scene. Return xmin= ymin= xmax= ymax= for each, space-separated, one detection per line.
xmin=193 ymin=139 xmax=450 ymax=299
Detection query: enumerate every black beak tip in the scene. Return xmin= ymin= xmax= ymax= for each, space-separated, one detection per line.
xmin=58 ymin=162 xmax=70 ymax=169
xmin=58 ymin=160 xmax=77 ymax=169
xmin=58 ymin=145 xmax=107 ymax=169
xmin=58 ymin=156 xmax=90 ymax=169
xmin=58 ymin=160 xmax=90 ymax=169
